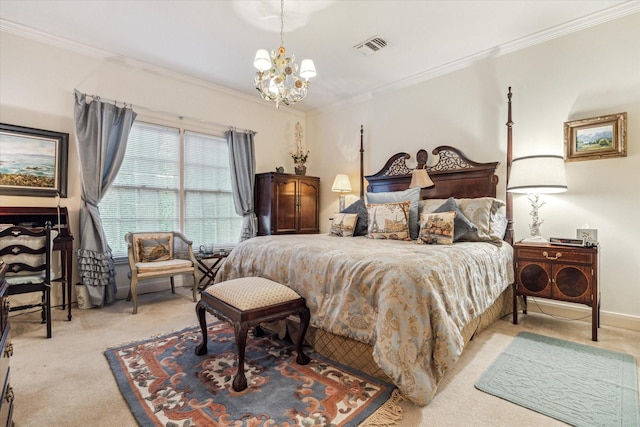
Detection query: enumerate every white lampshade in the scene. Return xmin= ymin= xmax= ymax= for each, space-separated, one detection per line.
xmin=299 ymin=59 xmax=317 ymax=79
xmin=331 ymin=174 xmax=352 ymax=193
xmin=507 ymin=155 xmax=567 ymax=194
xmin=410 ymin=168 xmax=434 ymax=189
xmin=253 ymin=49 xmax=271 ymax=72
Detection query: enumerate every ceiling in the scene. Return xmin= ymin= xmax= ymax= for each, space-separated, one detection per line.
xmin=1 ymin=0 xmax=637 ymax=112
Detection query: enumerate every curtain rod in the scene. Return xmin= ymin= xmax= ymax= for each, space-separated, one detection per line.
xmin=73 ymin=89 xmax=255 ymax=134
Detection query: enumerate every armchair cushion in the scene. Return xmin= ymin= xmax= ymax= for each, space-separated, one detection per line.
xmin=135 ymin=259 xmax=194 ymax=277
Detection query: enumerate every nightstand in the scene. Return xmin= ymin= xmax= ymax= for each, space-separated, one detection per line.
xmin=512 ymin=242 xmax=600 ymax=341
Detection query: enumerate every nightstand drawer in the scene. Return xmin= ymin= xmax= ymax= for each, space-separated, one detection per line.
xmin=516 ymin=247 xmax=594 ymax=264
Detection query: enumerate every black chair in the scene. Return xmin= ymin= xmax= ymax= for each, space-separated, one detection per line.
xmin=0 ymin=224 xmax=53 ymax=338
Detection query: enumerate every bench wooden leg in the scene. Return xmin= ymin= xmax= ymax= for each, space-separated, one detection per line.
xmin=296 ymin=307 xmax=311 ymax=365
xmin=194 ymin=301 xmax=209 ymax=356
xmin=233 ymin=322 xmax=249 ymax=391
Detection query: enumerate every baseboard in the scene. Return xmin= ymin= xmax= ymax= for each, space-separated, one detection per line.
xmin=524 ymin=298 xmax=640 ymax=333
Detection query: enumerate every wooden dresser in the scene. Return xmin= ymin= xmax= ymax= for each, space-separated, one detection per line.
xmin=254 ymin=172 xmax=320 ymax=236
xmin=0 ymin=262 xmax=13 ymax=426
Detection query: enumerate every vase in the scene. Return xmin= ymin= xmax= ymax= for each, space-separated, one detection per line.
xmin=294 ymin=165 xmax=307 ymax=176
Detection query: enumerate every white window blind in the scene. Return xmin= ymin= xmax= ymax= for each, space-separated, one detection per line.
xmin=184 ymin=130 xmax=240 ymax=248
xmin=100 ymin=122 xmax=241 ymax=258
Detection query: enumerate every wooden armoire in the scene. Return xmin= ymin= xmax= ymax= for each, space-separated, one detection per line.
xmin=254 ymin=172 xmax=320 ymax=235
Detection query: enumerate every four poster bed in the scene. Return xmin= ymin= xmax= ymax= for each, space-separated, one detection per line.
xmin=215 ymin=89 xmax=516 ymax=406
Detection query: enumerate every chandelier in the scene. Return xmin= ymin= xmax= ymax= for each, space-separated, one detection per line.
xmin=253 ymin=0 xmax=316 ymax=108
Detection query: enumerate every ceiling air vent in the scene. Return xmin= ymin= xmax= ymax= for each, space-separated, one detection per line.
xmin=354 ymin=36 xmax=387 ymax=56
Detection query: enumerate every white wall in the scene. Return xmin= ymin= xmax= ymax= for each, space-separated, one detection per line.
xmin=307 ymin=13 xmax=640 ymax=328
xmin=0 ymin=30 xmax=306 ymax=300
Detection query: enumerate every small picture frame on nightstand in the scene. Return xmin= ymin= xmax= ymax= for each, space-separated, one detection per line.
xmin=577 ymin=228 xmax=598 ymax=247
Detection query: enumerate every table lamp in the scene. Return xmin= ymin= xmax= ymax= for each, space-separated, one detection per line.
xmin=507 ymin=154 xmax=567 ymax=243
xmin=332 ymin=174 xmax=352 ymax=211
xmin=410 ymin=168 xmax=434 ymax=189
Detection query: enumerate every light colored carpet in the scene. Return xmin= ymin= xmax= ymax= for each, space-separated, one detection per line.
xmin=476 ymin=332 xmax=639 ymax=426
xmin=8 ymin=287 xmax=640 ymax=426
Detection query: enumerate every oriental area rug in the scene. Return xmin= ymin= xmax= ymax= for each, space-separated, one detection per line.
xmin=475 ymin=332 xmax=640 ymax=427
xmin=105 ymin=321 xmax=401 ymax=426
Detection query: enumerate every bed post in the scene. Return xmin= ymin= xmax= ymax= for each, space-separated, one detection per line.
xmin=360 ymin=125 xmax=364 ymax=199
xmin=505 ymin=87 xmax=514 ymax=245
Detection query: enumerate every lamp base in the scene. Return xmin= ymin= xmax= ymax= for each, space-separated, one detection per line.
xmin=338 ymin=195 xmax=346 ymax=212
xmin=519 ymin=235 xmax=548 ymax=244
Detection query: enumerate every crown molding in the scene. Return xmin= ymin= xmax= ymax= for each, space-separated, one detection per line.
xmin=0 ymin=18 xmax=306 ymax=116
xmin=310 ymin=1 xmax=640 ymax=115
xmin=3 ymin=1 xmax=638 ymax=117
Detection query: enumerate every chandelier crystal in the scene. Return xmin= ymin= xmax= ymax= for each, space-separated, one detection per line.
xmin=253 ymin=0 xmax=316 ymax=108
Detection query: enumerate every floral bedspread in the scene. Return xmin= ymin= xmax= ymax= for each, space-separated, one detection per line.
xmin=216 ymin=234 xmax=514 ymax=406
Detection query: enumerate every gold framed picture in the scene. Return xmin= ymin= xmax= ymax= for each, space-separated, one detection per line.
xmin=564 ymin=112 xmax=626 ymax=162
xmin=0 ymin=123 xmax=69 ymax=197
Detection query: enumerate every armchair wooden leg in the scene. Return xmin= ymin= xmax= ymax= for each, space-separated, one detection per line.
xmin=130 ymin=277 xmax=139 ymax=315
xmin=192 ymin=272 xmax=198 ymax=302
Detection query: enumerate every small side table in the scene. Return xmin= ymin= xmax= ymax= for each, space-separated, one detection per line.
xmin=196 ymin=252 xmax=229 ymax=289
xmin=513 ymin=242 xmax=600 ymax=341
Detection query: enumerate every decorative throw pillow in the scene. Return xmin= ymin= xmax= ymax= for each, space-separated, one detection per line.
xmin=366 ymin=201 xmax=411 ymax=241
xmin=416 ymin=211 xmax=457 ymax=245
xmin=139 ymin=237 xmax=172 ymax=262
xmin=366 ymin=187 xmax=421 ymax=240
xmin=421 ymin=197 xmax=507 ymax=243
xmin=491 ymin=211 xmax=509 ymax=240
xmin=456 ymin=197 xmax=506 ymax=243
xmin=329 ymin=213 xmax=359 ymax=237
xmin=433 ymin=197 xmax=478 ymax=241
xmin=340 ymin=198 xmax=368 ymax=236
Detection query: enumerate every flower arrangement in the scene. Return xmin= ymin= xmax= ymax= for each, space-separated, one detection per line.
xmin=290 ymin=122 xmax=309 ymax=167
xmin=291 ymin=150 xmax=309 ymax=166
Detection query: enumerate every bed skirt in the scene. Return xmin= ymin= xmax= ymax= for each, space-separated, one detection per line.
xmin=287 ymin=285 xmax=516 ymax=383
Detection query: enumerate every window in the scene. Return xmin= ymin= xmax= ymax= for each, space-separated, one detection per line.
xmin=100 ymin=121 xmax=241 ymax=258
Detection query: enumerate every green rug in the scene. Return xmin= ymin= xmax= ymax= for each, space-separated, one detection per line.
xmin=475 ymin=332 xmax=639 ymax=427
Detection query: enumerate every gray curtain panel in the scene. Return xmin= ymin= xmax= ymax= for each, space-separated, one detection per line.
xmin=73 ymin=90 xmax=137 ymax=307
xmin=226 ymin=128 xmax=257 ymax=242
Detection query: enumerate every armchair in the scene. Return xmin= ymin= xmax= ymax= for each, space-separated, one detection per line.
xmin=125 ymin=231 xmax=199 ymax=314
xmin=0 ymin=224 xmax=55 ymax=338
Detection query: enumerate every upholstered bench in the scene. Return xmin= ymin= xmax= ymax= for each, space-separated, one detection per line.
xmin=195 ymin=277 xmax=311 ymax=392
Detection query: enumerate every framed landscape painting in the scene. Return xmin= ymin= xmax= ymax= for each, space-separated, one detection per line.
xmin=0 ymin=123 xmax=69 ymax=197
xmin=564 ymin=112 xmax=626 ymax=162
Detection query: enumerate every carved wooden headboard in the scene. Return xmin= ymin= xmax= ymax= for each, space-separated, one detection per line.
xmin=365 ymin=146 xmax=499 ymax=200
xmin=356 ymin=87 xmax=515 ymax=244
